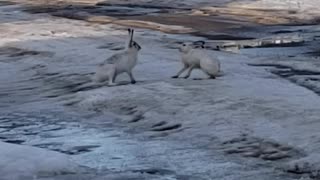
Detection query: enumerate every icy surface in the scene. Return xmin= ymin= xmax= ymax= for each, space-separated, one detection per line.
xmin=1 ymin=1 xmax=320 ymax=180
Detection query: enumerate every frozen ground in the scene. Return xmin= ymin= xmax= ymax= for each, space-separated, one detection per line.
xmin=0 ymin=141 xmax=79 ymax=180
xmin=1 ymin=1 xmax=320 ymax=180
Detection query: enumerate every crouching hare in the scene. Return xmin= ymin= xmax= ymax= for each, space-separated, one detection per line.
xmin=93 ymin=28 xmax=141 ymax=86
xmin=172 ymin=41 xmax=221 ymax=79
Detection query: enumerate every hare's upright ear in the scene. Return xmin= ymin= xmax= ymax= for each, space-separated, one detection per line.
xmin=127 ymin=28 xmax=133 ymax=47
xmin=130 ymin=29 xmax=134 ymax=41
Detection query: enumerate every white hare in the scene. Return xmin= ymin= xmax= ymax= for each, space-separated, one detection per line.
xmin=172 ymin=41 xmax=221 ymax=79
xmin=93 ymin=29 xmax=141 ymax=86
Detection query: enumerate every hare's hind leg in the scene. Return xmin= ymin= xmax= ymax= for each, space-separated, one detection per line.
xmin=208 ymin=75 xmax=216 ymax=79
xmin=204 ymin=72 xmax=216 ymax=80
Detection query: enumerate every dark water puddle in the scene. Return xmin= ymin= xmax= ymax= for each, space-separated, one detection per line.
xmin=96 ymin=2 xmax=191 ymax=10
xmin=132 ymin=168 xmax=175 ymax=175
xmin=192 ymin=32 xmax=254 ymax=41
xmin=50 ymin=145 xmax=101 ymax=155
xmin=271 ymin=29 xmax=304 ymax=34
xmin=218 ymin=37 xmax=306 ymax=52
xmin=243 ymin=41 xmax=304 ymax=49
xmin=4 ymin=139 xmax=25 ymax=144
xmin=0 ymin=1 xmax=15 ymax=6
xmin=25 ymin=4 xmax=168 ymax=17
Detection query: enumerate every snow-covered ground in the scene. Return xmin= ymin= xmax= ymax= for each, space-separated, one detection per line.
xmin=1 ymin=1 xmax=320 ymax=180
xmin=0 ymin=142 xmax=79 ymax=180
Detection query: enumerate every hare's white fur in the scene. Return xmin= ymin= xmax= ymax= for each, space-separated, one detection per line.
xmin=172 ymin=41 xmax=220 ymax=79
xmin=93 ymin=29 xmax=141 ymax=86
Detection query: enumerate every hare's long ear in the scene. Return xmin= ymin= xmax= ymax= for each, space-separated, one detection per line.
xmin=127 ymin=28 xmax=133 ymax=47
xmin=130 ymin=29 xmax=134 ymax=43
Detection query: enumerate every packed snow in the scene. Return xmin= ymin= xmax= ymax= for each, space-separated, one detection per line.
xmin=1 ymin=1 xmax=320 ymax=179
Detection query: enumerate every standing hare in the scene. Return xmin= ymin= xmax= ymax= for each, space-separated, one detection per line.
xmin=93 ymin=29 xmax=141 ymax=86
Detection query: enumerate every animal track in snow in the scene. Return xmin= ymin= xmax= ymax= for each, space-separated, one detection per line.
xmin=151 ymin=123 xmax=182 ymax=132
xmin=221 ymin=134 xmax=303 ymax=161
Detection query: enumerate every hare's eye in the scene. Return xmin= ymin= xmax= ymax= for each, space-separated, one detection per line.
xmin=182 ymin=44 xmax=186 ymax=46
